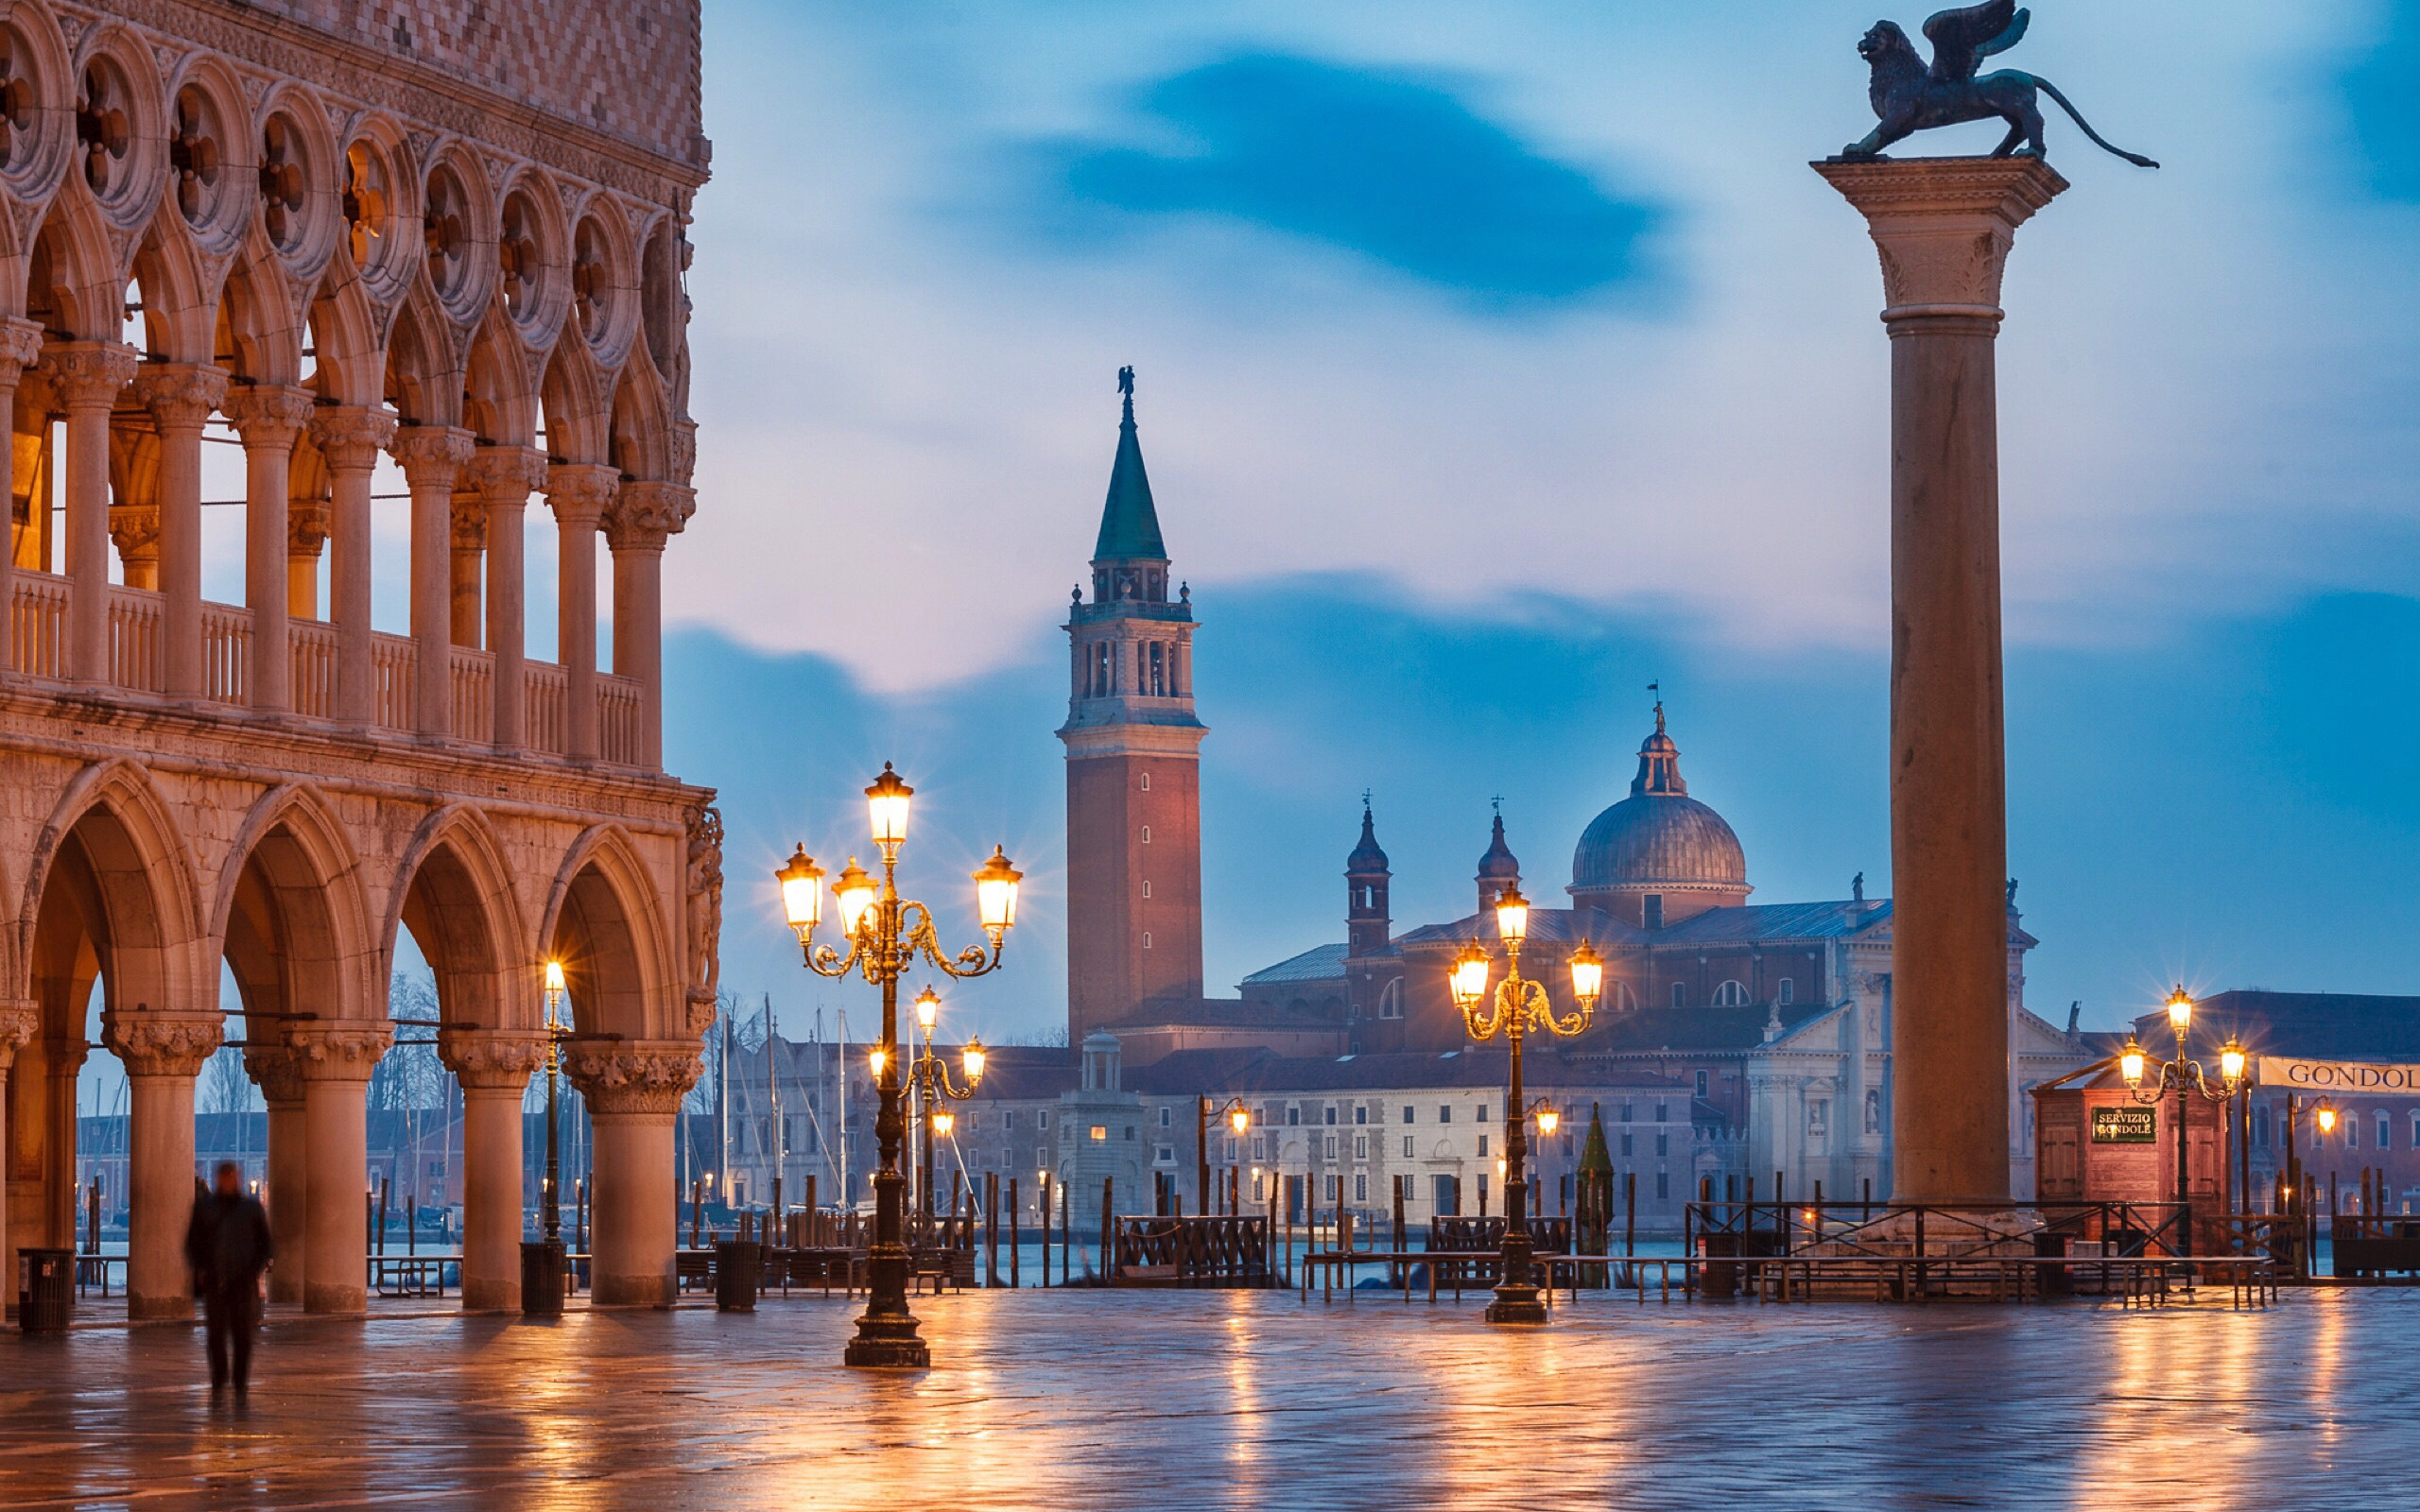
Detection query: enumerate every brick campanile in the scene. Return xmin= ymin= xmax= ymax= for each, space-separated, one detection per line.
xmin=1060 ymin=369 xmax=1207 ymax=1043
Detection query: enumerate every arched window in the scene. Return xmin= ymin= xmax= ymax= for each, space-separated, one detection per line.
xmin=2380 ymin=1111 xmax=2394 ymax=1151
xmin=1616 ymin=980 xmax=1638 ymax=1011
xmin=1139 ymin=771 xmax=1150 ymax=791
xmin=1378 ymin=978 xmax=1405 ymax=1020
xmin=1670 ymin=981 xmax=1686 ymax=1008
xmin=1777 ymin=978 xmax=1795 ymax=1005
xmin=1141 ymin=826 xmax=1151 ymax=844
xmin=1712 ymin=980 xmax=1749 ymax=1007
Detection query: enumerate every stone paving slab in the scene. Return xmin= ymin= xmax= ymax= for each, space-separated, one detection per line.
xmin=2 ymin=1288 xmax=2413 ymax=1510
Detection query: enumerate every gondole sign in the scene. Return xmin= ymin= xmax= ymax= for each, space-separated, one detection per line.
xmin=2256 ymin=1057 xmax=2420 ymax=1091
xmin=2090 ymin=1107 xmax=2156 ymax=1143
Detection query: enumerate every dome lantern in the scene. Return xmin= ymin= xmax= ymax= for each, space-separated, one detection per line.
xmin=1568 ymin=703 xmax=1749 ymax=928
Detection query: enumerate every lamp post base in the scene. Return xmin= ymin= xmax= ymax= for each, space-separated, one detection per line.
xmin=844 ymin=1315 xmax=930 ymax=1368
xmin=1485 ymin=1282 xmax=1548 ymax=1325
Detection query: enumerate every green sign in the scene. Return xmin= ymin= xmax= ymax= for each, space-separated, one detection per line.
xmin=2091 ymin=1107 xmax=2156 ymax=1144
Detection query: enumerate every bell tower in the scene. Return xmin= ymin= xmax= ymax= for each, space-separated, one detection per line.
xmin=1060 ymin=369 xmax=1206 ymax=1043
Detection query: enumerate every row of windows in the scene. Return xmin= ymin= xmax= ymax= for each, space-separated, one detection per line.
xmin=1075 ymin=639 xmax=1187 ymax=698
xmin=2253 ymin=1107 xmax=2420 ymax=1150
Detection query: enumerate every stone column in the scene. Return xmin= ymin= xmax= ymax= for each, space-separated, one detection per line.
xmin=546 ymin=465 xmax=616 ymax=762
xmin=288 ymin=498 xmax=328 ymax=620
xmin=290 ymin=1022 xmax=391 ymax=1314
xmin=606 ymin=482 xmax=692 ymax=771
xmin=98 ymin=1008 xmax=223 ymax=1320
xmin=128 ymin=364 xmax=229 ymax=699
xmin=439 ymin=1030 xmax=546 ymax=1311
xmin=464 ymin=447 xmax=546 ymax=752
xmin=221 ymin=385 xmax=316 ymax=713
xmin=0 ymin=318 xmax=42 ymax=672
xmin=245 ymin=1047 xmax=309 ymax=1305
xmin=565 ymin=1042 xmax=700 ymax=1306
xmin=36 ymin=342 xmax=140 ymax=685
xmin=108 ymin=508 xmax=159 ymax=591
xmin=1816 ymin=156 xmax=2064 ymax=1206
xmin=392 ymin=427 xmax=475 ymax=737
xmin=0 ymin=1001 xmax=35 ymax=1308
xmin=449 ymin=487 xmax=485 ymax=648
xmin=308 ymin=407 xmax=397 ymax=726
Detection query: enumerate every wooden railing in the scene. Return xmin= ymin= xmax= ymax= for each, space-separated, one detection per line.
xmin=9 ymin=571 xmax=648 ymax=767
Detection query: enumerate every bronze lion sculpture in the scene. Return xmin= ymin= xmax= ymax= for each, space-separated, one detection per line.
xmin=1841 ymin=2 xmax=2156 ymax=167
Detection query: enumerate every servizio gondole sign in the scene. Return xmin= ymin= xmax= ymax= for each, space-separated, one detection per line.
xmin=2256 ymin=1057 xmax=2420 ymax=1091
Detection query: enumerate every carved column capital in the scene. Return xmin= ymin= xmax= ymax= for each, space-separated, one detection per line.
xmin=289 ymin=499 xmax=331 ymax=556
xmin=563 ymin=1040 xmax=701 ymax=1117
xmin=1813 ymin=157 xmax=2066 ymax=320
xmin=244 ymin=1045 xmax=307 ymax=1107
xmin=110 ymin=505 xmax=162 ymax=561
xmin=462 ymin=444 xmax=549 ymax=507
xmin=604 ymin=481 xmax=694 ymax=551
xmin=437 ymin=1030 xmax=549 ymax=1091
xmin=287 ymin=1022 xmax=395 ymax=1081
xmin=219 ymin=383 xmax=318 ymax=447
xmin=0 ymin=317 xmax=43 ymax=386
xmin=545 ymin=462 xmax=619 ymax=528
xmin=307 ymin=405 xmax=400 ymax=472
xmin=36 ymin=341 xmax=141 ymax=410
xmin=390 ymin=425 xmax=477 ymax=489
xmin=0 ymin=1000 xmax=37 ymax=1071
xmin=449 ymin=493 xmax=488 ymax=551
xmin=99 ymin=1009 xmax=225 ymax=1078
xmin=126 ymin=361 xmax=231 ymax=431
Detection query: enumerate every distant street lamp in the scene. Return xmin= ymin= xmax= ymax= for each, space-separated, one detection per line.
xmin=1197 ymin=1096 xmax=1250 ymax=1213
xmin=776 ymin=764 xmax=1019 ymax=1368
xmin=906 ymin=985 xmax=985 ymax=1241
xmin=2118 ymin=985 xmax=2247 ymax=1258
xmin=520 ymin=959 xmax=572 ymax=1315
xmin=1446 ymin=885 xmax=1602 ymax=1323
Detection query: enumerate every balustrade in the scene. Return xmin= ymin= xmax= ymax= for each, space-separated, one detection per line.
xmin=7 ymin=570 xmax=649 ymax=769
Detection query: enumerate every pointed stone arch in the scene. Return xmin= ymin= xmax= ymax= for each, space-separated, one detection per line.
xmin=383 ymin=284 xmax=464 ymax=427
xmin=385 ymin=803 xmax=533 ymax=1035
xmin=128 ymin=214 xmax=222 ymax=364
xmin=465 ymin=301 xmax=541 ymax=447
xmin=16 ymin=758 xmax=202 ymax=1011
xmin=208 ymin=783 xmax=378 ymax=1036
xmin=538 ymin=823 xmax=673 ymax=1041
xmin=608 ymin=355 xmax=669 ymax=482
xmin=25 ymin=191 xmax=124 ymax=338
xmin=305 ymin=266 xmax=387 ymax=407
xmin=539 ymin=335 xmax=610 ymax=463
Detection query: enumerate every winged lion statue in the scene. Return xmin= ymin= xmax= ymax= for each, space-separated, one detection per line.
xmin=1841 ymin=2 xmax=2156 ymax=167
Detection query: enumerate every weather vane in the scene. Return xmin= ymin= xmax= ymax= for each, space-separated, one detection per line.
xmin=1839 ymin=3 xmax=2156 ymax=167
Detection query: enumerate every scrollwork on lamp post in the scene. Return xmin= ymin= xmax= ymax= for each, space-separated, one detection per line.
xmin=2118 ymin=986 xmax=2246 ymax=1259
xmin=775 ymin=764 xmax=1021 ymax=1368
xmin=904 ymin=985 xmax=985 ymax=1242
xmin=1445 ymin=884 xmax=1602 ymax=1325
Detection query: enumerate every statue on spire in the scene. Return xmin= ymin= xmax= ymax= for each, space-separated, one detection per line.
xmin=1117 ymin=365 xmax=1134 ymax=398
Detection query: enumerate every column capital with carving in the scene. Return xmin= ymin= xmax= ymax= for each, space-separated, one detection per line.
xmin=289 ymin=499 xmax=331 ymax=556
xmin=450 ymin=493 xmax=488 ymax=551
xmin=1812 ymin=157 xmax=2066 ymax=321
xmin=390 ymin=424 xmax=477 ymax=490
xmin=437 ymin=1029 xmax=550 ymax=1091
xmin=545 ymin=462 xmax=620 ymax=528
xmin=605 ymin=481 xmax=695 ymax=552
xmin=287 ymin=1022 xmax=396 ymax=1082
xmin=219 ymin=383 xmax=317 ymax=446
xmin=126 ymin=361 xmax=231 ymax=432
xmin=244 ymin=1045 xmax=308 ymax=1107
xmin=307 ymin=405 xmax=400 ymax=472
xmin=563 ymin=1040 xmax=702 ymax=1117
xmin=99 ymin=1008 xmax=225 ymax=1078
xmin=463 ymin=444 xmax=549 ymax=507
xmin=0 ymin=999 xmax=37 ymax=1072
xmin=36 ymin=340 xmax=141 ymax=410
xmin=0 ymin=317 xmax=43 ymax=387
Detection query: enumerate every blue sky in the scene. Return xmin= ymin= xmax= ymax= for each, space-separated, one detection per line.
xmin=664 ymin=0 xmax=2420 ymax=1041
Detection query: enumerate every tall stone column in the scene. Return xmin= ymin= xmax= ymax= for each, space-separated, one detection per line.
xmin=128 ymin=364 xmax=229 ymax=699
xmin=245 ymin=1047 xmax=310 ymax=1305
xmin=36 ymin=342 xmax=140 ymax=685
xmin=565 ymin=1042 xmax=700 ymax=1306
xmin=221 ymin=385 xmax=316 ymax=713
xmin=308 ymin=407 xmax=397 ymax=726
xmin=606 ymin=483 xmax=693 ymax=771
xmin=1816 ymin=156 xmax=2065 ymax=1206
xmin=98 ymin=1008 xmax=224 ymax=1320
xmin=290 ymin=1022 xmax=391 ymax=1314
xmin=546 ymin=464 xmax=617 ymax=762
xmin=392 ymin=427 xmax=475 ymax=737
xmin=0 ymin=1001 xmax=36 ymax=1311
xmin=439 ymin=1030 xmax=546 ymax=1311
xmin=0 ymin=318 xmax=43 ymax=672
xmin=288 ymin=498 xmax=328 ymax=620
xmin=449 ymin=488 xmax=484 ymax=648
xmin=464 ymin=447 xmax=546 ymax=752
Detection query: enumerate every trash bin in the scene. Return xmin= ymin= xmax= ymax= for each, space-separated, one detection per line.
xmin=521 ymin=1239 xmax=565 ymax=1317
xmin=1699 ymin=1232 xmax=1740 ymax=1299
xmin=18 ymin=1247 xmax=73 ymax=1333
xmin=2033 ymin=1230 xmax=2071 ymax=1298
xmin=716 ymin=1240 xmax=760 ymax=1312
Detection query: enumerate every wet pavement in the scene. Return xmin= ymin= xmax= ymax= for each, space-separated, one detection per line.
xmin=2 ymin=1286 xmax=2412 ymax=1510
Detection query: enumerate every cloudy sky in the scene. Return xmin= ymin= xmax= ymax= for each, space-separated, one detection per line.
xmin=658 ymin=0 xmax=2420 ymax=1044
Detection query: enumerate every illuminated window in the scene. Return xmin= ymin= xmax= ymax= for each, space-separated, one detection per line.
xmin=1090 ymin=1125 xmax=1107 ymax=1143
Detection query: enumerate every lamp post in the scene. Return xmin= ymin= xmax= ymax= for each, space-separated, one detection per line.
xmin=2118 ymin=985 xmax=2246 ymax=1259
xmin=1445 ymin=884 xmax=1602 ymax=1324
xmin=518 ymin=959 xmax=572 ymax=1315
xmin=775 ymin=764 xmax=1020 ymax=1367
xmin=1198 ymin=1096 xmax=1249 ymax=1214
xmin=905 ymin=985 xmax=985 ymax=1244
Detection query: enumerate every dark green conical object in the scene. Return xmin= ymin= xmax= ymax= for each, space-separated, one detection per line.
xmin=1577 ymin=1103 xmax=1613 ymax=1260
xmin=1095 ymin=373 xmax=1166 ymax=562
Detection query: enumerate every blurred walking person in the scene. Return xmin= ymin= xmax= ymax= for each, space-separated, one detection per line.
xmin=185 ymin=1161 xmax=273 ymax=1395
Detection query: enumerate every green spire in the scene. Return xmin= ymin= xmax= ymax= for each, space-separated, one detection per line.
xmin=1094 ymin=366 xmax=1167 ymax=562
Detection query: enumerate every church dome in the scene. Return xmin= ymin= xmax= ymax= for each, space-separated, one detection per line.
xmin=1569 ymin=706 xmax=1748 ymax=910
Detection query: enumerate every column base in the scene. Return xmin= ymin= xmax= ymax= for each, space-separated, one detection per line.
xmin=463 ymin=1278 xmax=518 ymax=1313
xmin=127 ymin=1293 xmax=195 ymax=1322
xmin=593 ymin=1273 xmax=674 ymax=1307
xmin=1485 ymin=1284 xmax=1548 ymax=1325
xmin=845 ymin=1317 xmax=930 ymax=1369
xmin=303 ymin=1282 xmax=367 ymax=1315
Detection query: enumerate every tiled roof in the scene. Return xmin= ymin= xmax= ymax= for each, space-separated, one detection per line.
xmin=1570 ymin=1002 xmax=1840 ymax=1056
xmin=1126 ymin=1046 xmax=1693 ymax=1097
xmin=1240 ymin=944 xmax=1350 ymax=985
xmin=1389 ymin=898 xmax=2034 ymax=952
xmin=2128 ymin=990 xmax=2420 ymax=1063
xmin=1098 ymin=998 xmax=1340 ymax=1031
xmin=1394 ymin=908 xmax=1642 ymax=950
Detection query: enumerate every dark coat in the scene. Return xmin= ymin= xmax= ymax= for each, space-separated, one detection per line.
xmin=185 ymin=1192 xmax=273 ymax=1293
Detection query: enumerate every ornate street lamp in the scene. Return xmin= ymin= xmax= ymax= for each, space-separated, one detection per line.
xmin=1196 ymin=1096 xmax=1251 ymax=1214
xmin=775 ymin=765 xmax=1019 ymax=1367
xmin=2118 ymin=985 xmax=2246 ymax=1258
xmin=1445 ymin=885 xmax=1601 ymax=1323
xmin=520 ymin=959 xmax=572 ymax=1316
xmin=905 ymin=985 xmax=985 ymax=1241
